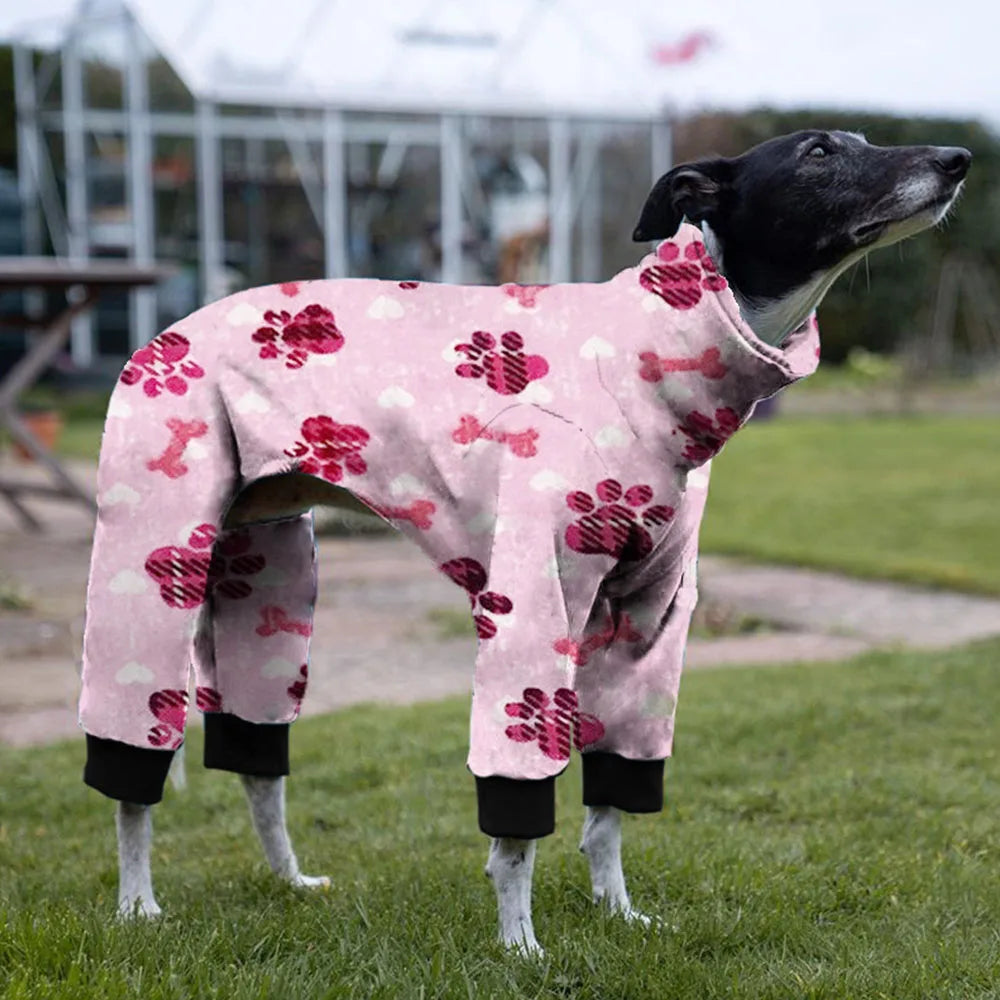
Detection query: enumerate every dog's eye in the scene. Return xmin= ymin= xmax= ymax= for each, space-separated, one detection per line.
xmin=808 ymin=144 xmax=830 ymax=158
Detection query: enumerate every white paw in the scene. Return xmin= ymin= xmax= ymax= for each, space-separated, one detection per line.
xmin=594 ymin=893 xmax=660 ymax=929
xmin=117 ymin=897 xmax=162 ymax=920
xmin=619 ymin=905 xmax=656 ymax=928
xmin=288 ymin=873 xmax=331 ymax=891
xmin=502 ymin=930 xmax=545 ymax=959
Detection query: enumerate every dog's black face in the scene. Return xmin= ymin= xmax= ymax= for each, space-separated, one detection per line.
xmin=634 ymin=130 xmax=971 ymax=306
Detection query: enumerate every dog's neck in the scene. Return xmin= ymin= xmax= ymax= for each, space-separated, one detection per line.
xmin=700 ymin=222 xmax=825 ymax=347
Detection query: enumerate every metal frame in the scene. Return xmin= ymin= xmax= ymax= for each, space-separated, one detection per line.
xmin=12 ymin=3 xmax=672 ymax=364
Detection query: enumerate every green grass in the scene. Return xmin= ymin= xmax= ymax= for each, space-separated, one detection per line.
xmin=2 ymin=640 xmax=999 ymax=998
xmin=704 ymin=415 xmax=1000 ymax=594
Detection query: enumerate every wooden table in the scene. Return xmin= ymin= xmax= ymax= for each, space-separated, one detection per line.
xmin=0 ymin=259 xmax=167 ymax=531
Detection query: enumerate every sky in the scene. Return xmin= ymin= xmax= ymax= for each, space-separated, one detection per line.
xmin=1 ymin=0 xmax=997 ymax=129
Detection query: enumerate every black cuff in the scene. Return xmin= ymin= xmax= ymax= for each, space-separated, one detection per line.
xmin=83 ymin=733 xmax=176 ymax=805
xmin=582 ymin=752 xmax=664 ymax=813
xmin=203 ymin=712 xmax=290 ymax=777
xmin=475 ymin=774 xmax=557 ymax=839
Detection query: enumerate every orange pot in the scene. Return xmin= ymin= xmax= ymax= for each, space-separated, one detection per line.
xmin=13 ymin=410 xmax=64 ymax=461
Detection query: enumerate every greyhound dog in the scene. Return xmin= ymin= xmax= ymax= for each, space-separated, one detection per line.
xmin=81 ymin=130 xmax=968 ymax=956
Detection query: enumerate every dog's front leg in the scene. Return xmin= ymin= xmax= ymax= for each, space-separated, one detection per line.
xmin=240 ymin=775 xmax=330 ymax=889
xmin=579 ymin=806 xmax=652 ymax=925
xmin=485 ymin=837 xmax=543 ymax=956
xmin=116 ymin=802 xmax=161 ymax=918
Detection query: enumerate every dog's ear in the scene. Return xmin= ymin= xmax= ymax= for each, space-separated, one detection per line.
xmin=633 ymin=159 xmax=730 ymax=242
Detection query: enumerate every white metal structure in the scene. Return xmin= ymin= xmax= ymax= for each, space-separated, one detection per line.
xmin=12 ymin=0 xmax=698 ymax=362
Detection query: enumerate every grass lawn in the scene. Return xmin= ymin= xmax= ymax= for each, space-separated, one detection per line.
xmin=2 ymin=640 xmax=998 ymax=999
xmin=703 ymin=415 xmax=1000 ymax=594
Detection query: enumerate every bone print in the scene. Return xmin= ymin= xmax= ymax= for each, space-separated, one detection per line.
xmin=252 ymin=303 xmax=344 ymax=369
xmin=502 ymin=284 xmax=549 ymax=308
xmin=638 ymin=347 xmax=729 ymax=383
xmin=146 ymin=417 xmax=209 ymax=479
xmin=120 ymin=331 xmax=205 ymax=398
xmin=504 ymin=687 xmax=605 ymax=760
xmin=553 ymin=613 xmax=643 ymax=666
xmin=439 ymin=556 xmax=513 ymax=640
xmin=366 ymin=498 xmax=436 ymax=531
xmin=256 ymin=605 xmax=313 ymax=638
xmin=451 ymin=414 xmax=539 ymax=458
xmin=454 ymin=330 xmax=549 ymax=395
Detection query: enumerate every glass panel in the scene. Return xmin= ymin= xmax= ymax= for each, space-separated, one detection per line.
xmin=79 ymin=18 xmax=126 ymax=111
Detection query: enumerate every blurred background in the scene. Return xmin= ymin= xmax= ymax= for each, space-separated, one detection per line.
xmin=0 ymin=0 xmax=998 ymax=390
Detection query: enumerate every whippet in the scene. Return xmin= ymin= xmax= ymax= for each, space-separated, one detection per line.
xmin=79 ymin=129 xmax=969 ymax=955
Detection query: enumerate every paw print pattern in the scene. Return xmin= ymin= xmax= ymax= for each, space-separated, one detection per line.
xmin=252 ymin=304 xmax=345 ymax=369
xmin=677 ymin=407 xmax=741 ymax=463
xmin=504 ymin=688 xmax=605 ymax=760
xmin=120 ymin=332 xmax=205 ymax=398
xmin=438 ymin=556 xmax=513 ymax=640
xmin=639 ymin=238 xmax=727 ymax=309
xmin=207 ymin=529 xmax=267 ymax=600
xmin=144 ymin=523 xmax=217 ymax=609
xmin=287 ymin=664 xmax=308 ymax=708
xmin=196 ymin=686 xmax=223 ymax=712
xmin=454 ymin=331 xmax=549 ymax=396
xmin=564 ymin=479 xmax=674 ymax=562
xmin=502 ymin=284 xmax=549 ymax=308
xmin=284 ymin=415 xmax=370 ymax=482
xmin=147 ymin=688 xmax=188 ymax=748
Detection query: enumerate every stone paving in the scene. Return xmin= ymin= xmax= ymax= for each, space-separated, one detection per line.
xmin=2 ymin=456 xmax=999 ymax=748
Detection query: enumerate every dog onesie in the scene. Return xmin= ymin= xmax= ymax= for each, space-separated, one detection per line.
xmin=80 ymin=223 xmax=819 ymax=836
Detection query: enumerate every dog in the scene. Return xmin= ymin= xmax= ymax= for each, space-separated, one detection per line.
xmin=79 ymin=129 xmax=968 ymax=955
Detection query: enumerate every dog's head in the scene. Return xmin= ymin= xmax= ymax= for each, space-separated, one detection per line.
xmin=634 ymin=130 xmax=971 ymax=307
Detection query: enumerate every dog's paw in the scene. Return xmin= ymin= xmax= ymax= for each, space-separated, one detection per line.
xmin=117 ymin=897 xmax=162 ymax=920
xmin=288 ymin=873 xmax=331 ymax=891
xmin=501 ymin=928 xmax=545 ymax=959
xmin=595 ymin=895 xmax=662 ymax=931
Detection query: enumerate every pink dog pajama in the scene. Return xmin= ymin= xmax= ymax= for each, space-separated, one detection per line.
xmin=79 ymin=223 xmax=819 ymax=834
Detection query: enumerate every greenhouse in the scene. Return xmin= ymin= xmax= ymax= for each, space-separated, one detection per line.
xmin=11 ymin=0 xmax=684 ymax=366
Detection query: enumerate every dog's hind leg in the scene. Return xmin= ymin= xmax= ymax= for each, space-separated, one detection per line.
xmin=195 ymin=514 xmax=328 ymax=889
xmin=485 ymin=837 xmax=543 ymax=956
xmin=241 ymin=775 xmax=329 ymax=888
xmin=579 ymin=806 xmax=652 ymax=926
xmin=116 ymin=802 xmax=161 ymax=918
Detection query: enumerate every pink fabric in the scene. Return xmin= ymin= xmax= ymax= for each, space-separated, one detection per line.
xmin=79 ymin=223 xmax=819 ymax=780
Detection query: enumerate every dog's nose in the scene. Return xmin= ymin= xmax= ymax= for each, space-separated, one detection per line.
xmin=933 ymin=147 xmax=972 ymax=179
